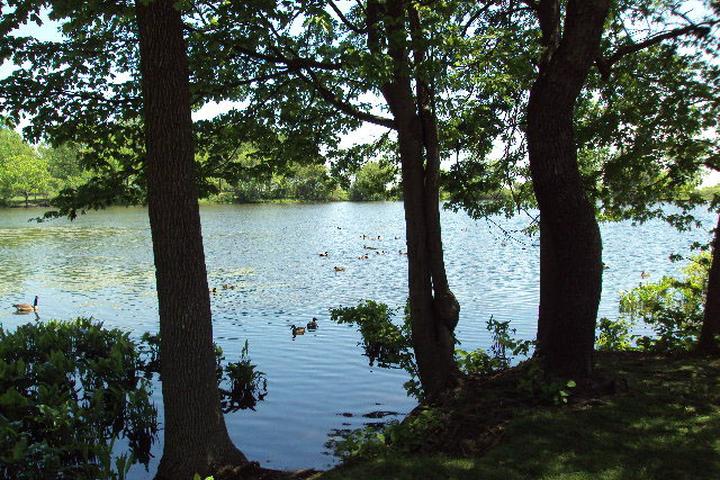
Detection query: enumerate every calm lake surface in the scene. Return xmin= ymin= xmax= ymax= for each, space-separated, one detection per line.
xmin=0 ymin=202 xmax=715 ymax=477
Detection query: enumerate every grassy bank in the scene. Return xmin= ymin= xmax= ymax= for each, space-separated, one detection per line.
xmin=313 ymin=353 xmax=720 ymax=480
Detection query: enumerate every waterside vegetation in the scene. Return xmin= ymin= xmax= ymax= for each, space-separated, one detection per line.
xmin=1 ymin=0 xmax=719 ymax=478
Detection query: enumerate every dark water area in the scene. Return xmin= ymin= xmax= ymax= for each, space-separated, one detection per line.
xmin=0 ymin=202 xmax=715 ymax=477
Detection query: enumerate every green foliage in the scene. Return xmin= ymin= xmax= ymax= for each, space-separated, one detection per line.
xmin=217 ymin=340 xmax=268 ymax=412
xmin=596 ymin=316 xmax=635 ymax=351
xmin=0 ymin=127 xmax=98 ymax=208
xmin=331 ymin=302 xmax=533 ymax=398
xmin=330 ymin=301 xmax=414 ymax=369
xmin=441 ymin=2 xmax=719 ymax=234
xmin=516 ymin=362 xmax=577 ymax=406
xmin=348 ymin=161 xmax=397 ymax=201
xmin=139 ymin=333 xmax=268 ymax=412
xmin=487 ymin=316 xmax=534 ymax=369
xmin=331 ymin=301 xmax=421 ymax=397
xmin=1 ymin=151 xmax=51 ymax=204
xmin=0 ymin=318 xmax=157 ymax=480
xmin=0 ymin=127 xmax=50 ymax=205
xmin=286 ymin=163 xmax=341 ymax=202
xmin=208 ymin=154 xmax=345 ymax=203
xmin=455 ymin=317 xmax=533 ymax=377
xmin=698 ymin=183 xmax=720 ymax=203
xmin=41 ymin=142 xmax=92 ymax=192
xmin=578 ymin=42 xmax=715 ymax=229
xmin=0 ymin=319 xmax=268 ymax=478
xmin=329 ymin=407 xmax=446 ymax=462
xmin=599 ymin=253 xmax=710 ymax=352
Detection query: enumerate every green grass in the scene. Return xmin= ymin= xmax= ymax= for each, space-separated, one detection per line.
xmin=314 ymin=354 xmax=720 ymax=480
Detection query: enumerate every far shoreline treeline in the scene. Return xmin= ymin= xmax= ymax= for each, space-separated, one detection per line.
xmin=3 ymin=126 xmax=717 ymax=210
xmin=0 ymin=126 xmax=516 ymax=208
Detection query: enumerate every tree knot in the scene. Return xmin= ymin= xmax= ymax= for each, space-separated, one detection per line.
xmin=433 ymin=289 xmax=460 ymax=332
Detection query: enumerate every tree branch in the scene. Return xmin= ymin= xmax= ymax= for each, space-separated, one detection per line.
xmin=296 ymin=69 xmax=395 ymax=129
xmin=327 ymin=0 xmax=367 ymax=34
xmin=597 ymin=21 xmax=717 ymax=79
xmin=185 ymin=23 xmax=344 ymax=71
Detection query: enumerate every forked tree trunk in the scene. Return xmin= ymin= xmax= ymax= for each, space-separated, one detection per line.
xmin=527 ymin=0 xmax=609 ymax=378
xmin=699 ymin=213 xmax=720 ymax=353
xmin=368 ymin=0 xmax=459 ymax=399
xmin=134 ymin=1 xmax=247 ymax=478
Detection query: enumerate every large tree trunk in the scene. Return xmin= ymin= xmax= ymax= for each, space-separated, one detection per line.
xmin=699 ymin=213 xmax=720 ymax=353
xmin=368 ymin=0 xmax=459 ymax=399
xmin=527 ymin=0 xmax=609 ymax=377
xmin=135 ymin=1 xmax=247 ymax=478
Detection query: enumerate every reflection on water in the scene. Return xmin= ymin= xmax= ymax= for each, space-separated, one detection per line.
xmin=0 ymin=203 xmax=715 ymax=477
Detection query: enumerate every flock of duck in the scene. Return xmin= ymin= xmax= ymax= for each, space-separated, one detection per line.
xmin=320 ymin=233 xmax=407 ymax=273
xmin=291 ymin=317 xmax=318 ymax=338
xmin=8 ymin=234 xmax=402 ymax=335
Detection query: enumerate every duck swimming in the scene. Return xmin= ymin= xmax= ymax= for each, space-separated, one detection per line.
xmin=291 ymin=325 xmax=306 ymax=336
xmin=307 ymin=317 xmax=318 ymax=330
xmin=334 ymin=266 xmax=346 ymax=272
xmin=13 ymin=296 xmax=39 ymax=313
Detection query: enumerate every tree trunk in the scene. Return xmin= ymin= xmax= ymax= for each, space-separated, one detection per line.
xmin=134 ymin=1 xmax=247 ymax=478
xmin=394 ymin=108 xmax=458 ymax=399
xmin=24 ymin=192 xmax=29 ymax=207
xmin=369 ymin=0 xmax=459 ymax=399
xmin=699 ymin=213 xmax=720 ymax=353
xmin=527 ymin=0 xmax=609 ymax=378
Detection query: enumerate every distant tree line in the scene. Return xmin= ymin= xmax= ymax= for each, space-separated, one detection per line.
xmin=0 ymin=126 xmax=399 ymax=205
xmin=1 ymin=0 xmax=719 ymax=478
xmin=0 ymin=127 xmax=88 ymax=207
xmin=209 ymin=159 xmax=399 ymax=203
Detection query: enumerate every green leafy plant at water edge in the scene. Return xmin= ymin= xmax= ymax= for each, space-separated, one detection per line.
xmin=597 ymin=253 xmax=709 ymax=352
xmin=218 ymin=340 xmax=268 ymax=412
xmin=139 ymin=333 xmax=268 ymax=412
xmin=330 ymin=300 xmax=414 ymax=369
xmin=0 ymin=318 xmax=157 ymax=480
xmin=0 ymin=320 xmax=268 ymax=479
xmin=596 ymin=316 xmax=635 ymax=351
xmin=327 ymin=407 xmax=446 ymax=461
xmin=330 ymin=302 xmax=534 ymax=399
xmin=454 ymin=317 xmax=532 ymax=378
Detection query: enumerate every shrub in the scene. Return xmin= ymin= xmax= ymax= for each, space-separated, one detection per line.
xmin=1 ymin=319 xmax=268 ymax=479
xmin=0 ymin=318 xmax=157 ymax=480
xmin=598 ymin=253 xmax=709 ymax=352
xmin=330 ymin=302 xmax=533 ymax=398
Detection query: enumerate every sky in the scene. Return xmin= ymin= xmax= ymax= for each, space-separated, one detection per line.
xmin=1 ymin=5 xmax=718 ymax=186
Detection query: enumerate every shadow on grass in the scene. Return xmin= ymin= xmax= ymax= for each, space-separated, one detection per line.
xmin=316 ymin=354 xmax=720 ymax=480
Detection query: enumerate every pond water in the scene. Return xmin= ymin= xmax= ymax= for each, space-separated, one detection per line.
xmin=0 ymin=202 xmax=715 ymax=477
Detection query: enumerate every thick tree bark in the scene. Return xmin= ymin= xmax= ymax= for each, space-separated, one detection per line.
xmin=527 ymin=0 xmax=609 ymax=377
xmin=368 ymin=0 xmax=459 ymax=398
xmin=135 ymin=1 xmax=247 ymax=478
xmin=699 ymin=213 xmax=720 ymax=353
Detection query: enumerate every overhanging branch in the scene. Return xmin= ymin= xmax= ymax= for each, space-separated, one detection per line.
xmin=596 ymin=21 xmax=717 ymax=79
xmin=297 ymin=69 xmax=395 ymax=129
